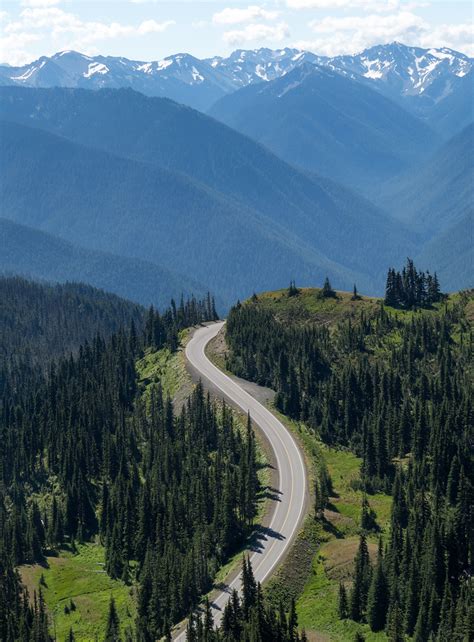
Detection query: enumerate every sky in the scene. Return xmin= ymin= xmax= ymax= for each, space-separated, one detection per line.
xmin=0 ymin=0 xmax=472 ymax=66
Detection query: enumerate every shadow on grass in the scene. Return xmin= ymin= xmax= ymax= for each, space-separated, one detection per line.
xmin=322 ymin=517 xmax=344 ymax=539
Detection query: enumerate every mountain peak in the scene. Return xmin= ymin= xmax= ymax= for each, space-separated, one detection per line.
xmin=0 ymin=43 xmax=470 ymax=111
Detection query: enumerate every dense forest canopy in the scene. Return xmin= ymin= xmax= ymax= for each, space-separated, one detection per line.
xmin=0 ymin=276 xmax=144 ymax=364
xmin=225 ymin=268 xmax=473 ymax=641
xmin=0 ymin=280 xmax=240 ymax=641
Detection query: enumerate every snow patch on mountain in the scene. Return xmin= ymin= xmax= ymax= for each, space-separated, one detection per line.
xmin=83 ymin=63 xmax=109 ymax=78
xmin=1 ymin=43 xmax=471 ymax=113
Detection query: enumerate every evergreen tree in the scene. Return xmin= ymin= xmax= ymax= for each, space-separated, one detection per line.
xmin=320 ymin=277 xmax=336 ymax=299
xmin=367 ymin=540 xmax=389 ymax=631
xmin=65 ymin=628 xmax=75 ymax=642
xmin=350 ymin=534 xmax=371 ymax=622
xmin=338 ymin=583 xmax=349 ymax=619
xmin=104 ymin=597 xmax=121 ymax=642
xmin=351 ymin=284 xmax=361 ymax=301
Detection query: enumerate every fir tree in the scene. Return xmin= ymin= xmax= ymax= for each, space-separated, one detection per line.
xmin=367 ymin=540 xmax=389 ymax=631
xmin=320 ymin=277 xmax=336 ymax=299
xmin=350 ymin=534 xmax=372 ymax=622
xmin=338 ymin=583 xmax=349 ymax=619
xmin=104 ymin=597 xmax=121 ymax=642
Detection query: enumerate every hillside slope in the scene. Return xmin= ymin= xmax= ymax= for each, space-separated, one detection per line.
xmin=0 ymin=275 xmax=143 ymax=362
xmin=224 ymin=284 xmax=473 ymax=640
xmin=426 ymin=69 xmax=474 ymax=137
xmin=415 ymin=214 xmax=473 ymax=292
xmin=381 ymin=124 xmax=474 ymax=235
xmin=0 ymin=88 xmax=415 ymax=299
xmin=209 ymin=64 xmax=438 ymax=187
xmin=0 ymin=218 xmax=209 ymax=309
xmin=1 ymin=120 xmax=378 ymax=305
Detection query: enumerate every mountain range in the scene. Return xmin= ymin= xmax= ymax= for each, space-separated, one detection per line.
xmin=0 ymin=87 xmax=415 ymax=305
xmin=1 ymin=42 xmax=471 ymax=127
xmin=0 ymin=42 xmax=471 ymax=303
xmin=209 ymin=63 xmax=438 ymax=188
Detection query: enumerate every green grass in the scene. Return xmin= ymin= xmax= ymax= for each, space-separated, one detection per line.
xmin=19 ymin=543 xmax=135 ymax=641
xmin=323 ymin=447 xmax=392 ymax=536
xmin=248 ymin=288 xmax=466 ymax=335
xmin=252 ymin=288 xmax=381 ymax=329
xmin=263 ymin=403 xmax=392 ymax=639
xmin=294 ymin=445 xmax=392 ymax=641
xmin=296 ymin=550 xmax=387 ymax=642
xmin=136 ymin=341 xmax=188 ymax=402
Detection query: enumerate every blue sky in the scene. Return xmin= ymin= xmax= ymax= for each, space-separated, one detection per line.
xmin=1 ymin=1 xmax=472 ymax=66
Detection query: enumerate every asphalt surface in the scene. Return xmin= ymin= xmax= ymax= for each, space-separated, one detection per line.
xmin=174 ymin=321 xmax=307 ymax=639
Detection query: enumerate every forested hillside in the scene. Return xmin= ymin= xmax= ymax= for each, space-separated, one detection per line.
xmin=0 ymin=276 xmax=143 ymax=364
xmin=225 ymin=266 xmax=473 ymax=641
xmin=1 ymin=281 xmax=250 ymax=641
xmin=209 ymin=64 xmax=437 ymax=188
xmin=0 ymin=218 xmax=208 ymax=309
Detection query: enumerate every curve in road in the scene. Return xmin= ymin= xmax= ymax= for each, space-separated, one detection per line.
xmin=174 ymin=321 xmax=307 ymax=639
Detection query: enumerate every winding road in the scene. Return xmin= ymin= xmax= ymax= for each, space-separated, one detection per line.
xmin=174 ymin=321 xmax=308 ymax=639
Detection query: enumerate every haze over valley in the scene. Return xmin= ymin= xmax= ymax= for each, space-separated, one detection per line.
xmin=1 ymin=41 xmax=472 ymax=306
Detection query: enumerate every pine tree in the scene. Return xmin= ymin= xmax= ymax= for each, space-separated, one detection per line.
xmin=288 ymin=598 xmax=298 ymax=642
xmin=350 ymin=534 xmax=371 ymax=622
xmin=242 ymin=556 xmax=257 ymax=616
xmin=360 ymin=495 xmax=377 ymax=532
xmin=386 ymin=600 xmax=405 ymax=641
xmin=321 ymin=277 xmax=336 ymax=299
xmin=338 ymin=582 xmax=349 ymax=619
xmin=288 ymin=280 xmax=300 ymax=297
xmin=367 ymin=540 xmax=389 ymax=631
xmin=65 ymin=628 xmax=75 ymax=642
xmin=351 ymin=284 xmax=361 ymax=301
xmin=104 ymin=597 xmax=121 ymax=642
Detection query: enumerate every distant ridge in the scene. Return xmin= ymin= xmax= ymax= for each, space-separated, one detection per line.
xmin=0 ymin=217 xmax=209 ymax=309
xmin=0 ymin=90 xmax=415 ymax=302
xmin=209 ymin=63 xmax=439 ymax=187
xmin=1 ymin=42 xmax=471 ymax=126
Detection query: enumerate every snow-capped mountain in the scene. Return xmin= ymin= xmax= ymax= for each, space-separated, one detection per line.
xmin=1 ymin=43 xmax=471 ymax=113
xmin=3 ymin=50 xmax=235 ymax=111
xmin=328 ymin=42 xmax=472 ymax=111
xmin=205 ymin=47 xmax=321 ymax=87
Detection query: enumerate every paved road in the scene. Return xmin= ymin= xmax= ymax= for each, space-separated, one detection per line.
xmin=174 ymin=321 xmax=307 ymax=639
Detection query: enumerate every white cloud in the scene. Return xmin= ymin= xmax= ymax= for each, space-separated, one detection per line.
xmin=309 ymin=11 xmax=425 ymax=35
xmin=293 ymin=9 xmax=473 ymax=57
xmin=420 ymin=22 xmax=474 ymax=56
xmin=213 ymin=5 xmax=280 ymax=26
xmin=223 ymin=21 xmax=290 ymax=45
xmin=286 ymin=0 xmax=400 ymax=10
xmin=137 ymin=19 xmax=175 ymax=35
xmin=20 ymin=0 xmax=62 ymax=6
xmin=296 ymin=11 xmax=426 ymax=55
xmin=0 ymin=30 xmax=40 ymax=66
xmin=1 ymin=6 xmax=175 ymax=59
